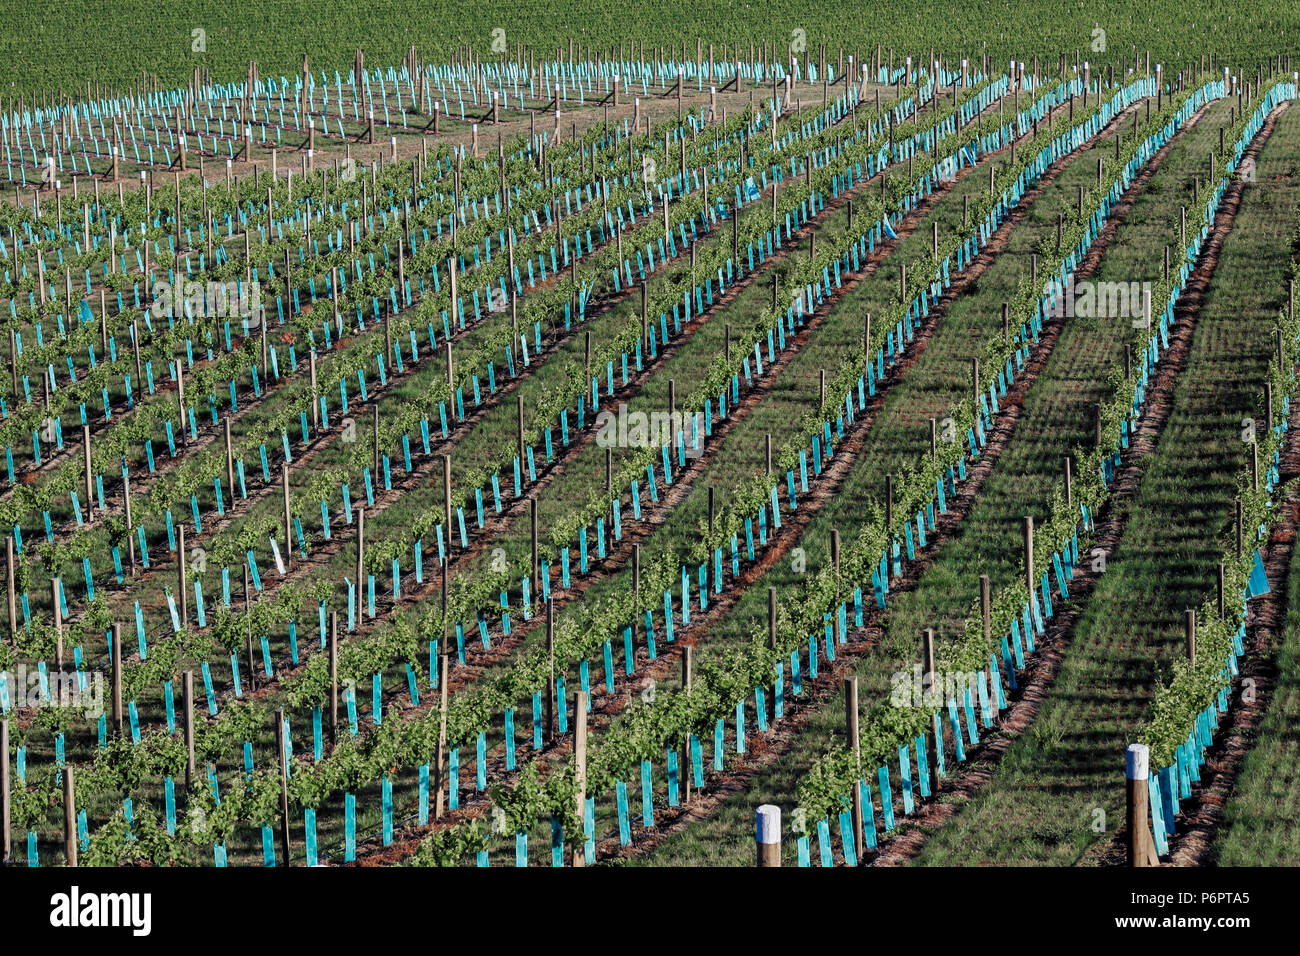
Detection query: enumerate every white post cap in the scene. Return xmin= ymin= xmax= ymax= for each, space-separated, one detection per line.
xmin=756 ymin=805 xmax=781 ymax=844
xmin=1126 ymin=743 xmax=1149 ymax=780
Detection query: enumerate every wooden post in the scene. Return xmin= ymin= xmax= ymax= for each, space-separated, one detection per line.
xmin=1023 ymin=516 xmax=1035 ymax=601
xmin=329 ymin=611 xmax=339 ymax=743
xmin=922 ymin=627 xmax=937 ymax=696
xmin=1 ymin=718 xmax=10 ymax=865
xmin=1125 ymin=743 xmax=1159 ymax=866
xmin=82 ymin=424 xmax=93 ymax=516
xmin=63 ymin=767 xmax=77 ymax=866
xmin=846 ymin=677 xmax=863 ymax=860
xmin=572 ymin=690 xmax=588 ymax=867
xmin=111 ymin=623 xmax=123 ymax=736
xmin=434 ymin=651 xmax=449 ymax=819
xmin=356 ymin=504 xmax=366 ymax=624
xmin=4 ymin=537 xmax=14 ymax=640
xmin=442 ymin=452 xmax=453 ymax=562
xmin=282 ymin=464 xmax=292 ymax=566
xmin=276 ymin=707 xmax=291 ymax=865
xmin=310 ymin=348 xmax=319 ymax=429
xmin=530 ymin=499 xmax=540 ymax=595
xmin=182 ymin=671 xmax=196 ymax=789
xmin=920 ymin=629 xmax=941 ymax=790
xmin=52 ymin=578 xmax=63 ymax=665
xmin=245 ymin=566 xmax=256 ymax=694
xmin=755 ymin=805 xmax=781 ymax=866
xmin=768 ymin=587 xmax=778 ymax=649
xmin=223 ymin=417 xmax=236 ymax=502
xmin=176 ymin=354 xmax=187 ymax=449
xmin=445 ymin=341 xmax=455 ymax=422
xmin=546 ymin=602 xmax=556 ymax=742
xmin=517 ymin=395 xmax=526 ymax=465
xmin=1186 ymin=610 xmax=1196 ymax=665
xmin=1064 ymin=456 xmax=1073 ymax=507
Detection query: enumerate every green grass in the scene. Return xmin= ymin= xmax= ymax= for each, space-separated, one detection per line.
xmin=6 ymin=2 xmax=1294 ymax=99
xmin=631 ymin=91 xmax=1296 ymax=867
xmin=911 ymin=101 xmax=1300 ymax=866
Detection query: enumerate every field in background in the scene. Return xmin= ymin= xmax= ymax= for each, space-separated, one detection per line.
xmin=5 ymin=1 xmax=1297 ymax=99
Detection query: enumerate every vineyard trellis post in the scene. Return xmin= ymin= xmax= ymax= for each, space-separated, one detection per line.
xmin=4 ymin=538 xmax=13 ymax=640
xmin=531 ymin=499 xmax=540 ymax=594
xmin=756 ymin=805 xmax=781 ymax=866
xmin=682 ymin=645 xmax=694 ymax=805
xmin=573 ymin=690 xmax=587 ymax=867
xmin=64 ymin=768 xmax=77 ymax=867
xmin=310 ymin=348 xmax=319 ymax=429
xmin=183 ymin=671 xmax=195 ymax=789
xmin=176 ymin=361 xmax=187 ymax=451
xmin=1125 ymin=744 xmax=1159 ymax=866
xmin=1023 ymin=517 xmax=1035 ymax=602
xmin=355 ymin=508 xmax=366 ymax=627
xmin=82 ymin=425 xmax=93 ymax=516
xmin=546 ymin=602 xmax=556 ymax=743
xmin=845 ymin=677 xmax=863 ymax=861
xmin=111 ymin=623 xmax=123 ymax=736
xmin=276 ymin=707 xmax=291 ymax=865
xmin=224 ymin=418 xmax=235 ymax=506
xmin=435 ymin=651 xmax=449 ymax=819
xmin=1 ymin=718 xmax=10 ymax=864
xmin=124 ymin=468 xmax=135 ymax=574
xmin=329 ymin=611 xmax=339 ymax=744
xmin=245 ymin=566 xmax=256 ymax=693
xmin=52 ymin=578 xmax=63 ymax=665
xmin=1186 ymin=610 xmax=1196 ymax=665
xmin=178 ymin=526 xmax=188 ymax=626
